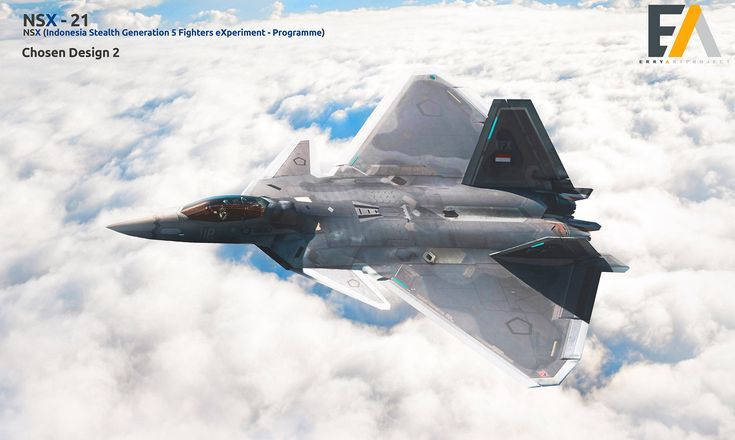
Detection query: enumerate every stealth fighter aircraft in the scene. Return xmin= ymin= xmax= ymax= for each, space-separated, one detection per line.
xmin=109 ymin=74 xmax=628 ymax=386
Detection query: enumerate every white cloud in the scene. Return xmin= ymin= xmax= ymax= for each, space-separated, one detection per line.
xmin=192 ymin=8 xmax=239 ymax=27
xmin=63 ymin=0 xmax=162 ymax=13
xmin=329 ymin=108 xmax=348 ymax=121
xmin=578 ymin=0 xmax=606 ymax=7
xmin=1 ymin=3 xmax=735 ymax=439
xmin=270 ymin=1 xmax=285 ymax=19
xmin=574 ymin=0 xmax=734 ymax=10
xmin=0 ymin=3 xmax=11 ymax=20
xmin=99 ymin=8 xmax=160 ymax=28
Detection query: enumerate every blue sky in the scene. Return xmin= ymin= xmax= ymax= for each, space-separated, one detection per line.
xmin=4 ymin=1 xmax=735 ymax=436
xmin=11 ymin=1 xmax=442 ymax=23
xmin=147 ymin=1 xmax=443 ymax=23
xmin=10 ymin=0 xmax=586 ymax=24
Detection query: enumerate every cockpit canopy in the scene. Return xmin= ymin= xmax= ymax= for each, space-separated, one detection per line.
xmin=181 ymin=195 xmax=268 ymax=222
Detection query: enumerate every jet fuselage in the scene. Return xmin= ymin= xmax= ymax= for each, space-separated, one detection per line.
xmin=109 ymin=174 xmax=588 ymax=272
xmin=108 ymin=73 xmax=628 ymax=386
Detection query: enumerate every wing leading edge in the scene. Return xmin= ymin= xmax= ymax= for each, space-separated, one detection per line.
xmin=383 ymin=261 xmax=590 ymax=387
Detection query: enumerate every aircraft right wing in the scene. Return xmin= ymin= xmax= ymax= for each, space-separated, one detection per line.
xmin=375 ymin=238 xmax=627 ymax=387
xmin=382 ymin=261 xmax=587 ymax=387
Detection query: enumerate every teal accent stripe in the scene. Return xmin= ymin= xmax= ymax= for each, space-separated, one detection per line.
xmin=531 ymin=242 xmax=544 ymax=248
xmin=349 ymin=154 xmax=359 ymax=166
xmin=487 ymin=116 xmax=499 ymax=141
xmin=391 ymin=277 xmax=409 ymax=290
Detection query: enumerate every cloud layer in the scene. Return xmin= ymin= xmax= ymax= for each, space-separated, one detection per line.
xmin=1 ymin=3 xmax=735 ymax=439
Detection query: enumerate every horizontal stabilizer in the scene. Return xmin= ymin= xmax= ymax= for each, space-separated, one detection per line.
xmin=562 ymin=217 xmax=601 ymax=232
xmin=492 ymin=237 xmax=618 ymax=322
xmin=600 ymin=254 xmax=630 ymax=273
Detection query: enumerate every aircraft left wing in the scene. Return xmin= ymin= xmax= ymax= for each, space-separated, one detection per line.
xmin=304 ymin=267 xmax=391 ymax=310
xmin=377 ymin=261 xmax=592 ymax=387
xmin=338 ymin=74 xmax=486 ymax=177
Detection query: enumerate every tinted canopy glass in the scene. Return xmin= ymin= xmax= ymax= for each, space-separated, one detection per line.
xmin=181 ymin=196 xmax=268 ymax=222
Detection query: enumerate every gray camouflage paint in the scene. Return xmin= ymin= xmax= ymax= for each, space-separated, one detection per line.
xmin=108 ymin=74 xmax=626 ymax=387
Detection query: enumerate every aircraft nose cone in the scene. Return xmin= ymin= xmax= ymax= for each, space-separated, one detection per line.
xmin=107 ymin=216 xmax=157 ymax=239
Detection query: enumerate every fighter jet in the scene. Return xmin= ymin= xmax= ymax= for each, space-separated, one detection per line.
xmin=108 ymin=73 xmax=628 ymax=387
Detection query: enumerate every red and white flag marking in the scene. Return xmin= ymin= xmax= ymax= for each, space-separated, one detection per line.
xmin=495 ymin=153 xmax=512 ymax=163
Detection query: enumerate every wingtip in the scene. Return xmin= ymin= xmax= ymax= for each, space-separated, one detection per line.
xmin=375 ymin=301 xmax=391 ymax=311
xmin=601 ymin=254 xmax=630 ymax=273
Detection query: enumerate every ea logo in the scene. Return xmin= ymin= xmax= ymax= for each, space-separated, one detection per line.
xmin=648 ymin=4 xmax=721 ymax=58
